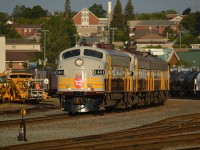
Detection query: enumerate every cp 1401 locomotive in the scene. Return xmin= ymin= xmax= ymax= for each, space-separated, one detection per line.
xmin=56 ymin=46 xmax=170 ymax=115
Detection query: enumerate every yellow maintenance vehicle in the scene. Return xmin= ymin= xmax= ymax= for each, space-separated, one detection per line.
xmin=0 ymin=72 xmax=49 ymax=103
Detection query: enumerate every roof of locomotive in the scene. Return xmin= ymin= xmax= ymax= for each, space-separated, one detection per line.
xmin=60 ymin=46 xmax=130 ymax=60
xmin=124 ymin=50 xmax=168 ymax=63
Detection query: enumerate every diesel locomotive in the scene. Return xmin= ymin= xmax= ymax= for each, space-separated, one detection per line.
xmin=56 ymin=46 xmax=170 ymax=115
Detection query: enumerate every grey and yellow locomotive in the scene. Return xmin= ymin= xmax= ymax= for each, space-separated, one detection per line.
xmin=56 ymin=46 xmax=170 ymax=115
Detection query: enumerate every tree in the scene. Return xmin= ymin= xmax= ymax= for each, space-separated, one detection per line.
xmin=194 ymin=11 xmax=200 ymax=37
xmin=163 ymin=26 xmax=177 ymax=42
xmin=124 ymin=0 xmax=135 ymax=22
xmin=12 ymin=5 xmax=26 ymax=18
xmin=41 ymin=16 xmax=77 ymax=67
xmin=182 ymin=8 xmax=191 ymax=15
xmin=0 ymin=12 xmax=21 ymax=38
xmin=12 ymin=5 xmax=47 ymax=19
xmin=111 ymin=0 xmax=125 ymax=30
xmin=64 ymin=0 xmax=72 ymax=19
xmin=181 ymin=12 xmax=200 ymax=38
xmin=31 ymin=5 xmax=47 ymax=18
xmin=89 ymin=3 xmax=107 ymax=18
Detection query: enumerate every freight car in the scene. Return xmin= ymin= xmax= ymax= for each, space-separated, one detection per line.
xmin=170 ymin=70 xmax=200 ymax=97
xmin=56 ymin=46 xmax=170 ymax=115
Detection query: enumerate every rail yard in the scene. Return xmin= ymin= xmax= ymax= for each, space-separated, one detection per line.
xmin=1 ymin=98 xmax=200 ymax=149
xmin=0 ymin=46 xmax=200 ymax=149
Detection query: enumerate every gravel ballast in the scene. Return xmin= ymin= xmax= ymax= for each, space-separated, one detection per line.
xmin=1 ymin=98 xmax=200 ymax=147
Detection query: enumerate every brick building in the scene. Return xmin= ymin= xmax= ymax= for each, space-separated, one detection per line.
xmin=73 ymin=8 xmax=108 ymax=37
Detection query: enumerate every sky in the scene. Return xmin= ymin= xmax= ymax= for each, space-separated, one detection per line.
xmin=0 ymin=0 xmax=199 ymax=15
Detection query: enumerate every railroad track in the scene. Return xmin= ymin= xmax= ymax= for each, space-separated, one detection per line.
xmin=2 ymin=113 xmax=200 ymax=150
xmin=0 ymin=114 xmax=71 ymax=128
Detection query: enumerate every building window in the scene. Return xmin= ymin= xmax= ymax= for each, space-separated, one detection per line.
xmin=81 ymin=9 xmax=89 ymax=25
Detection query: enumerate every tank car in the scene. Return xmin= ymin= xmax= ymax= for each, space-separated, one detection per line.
xmin=170 ymin=70 xmax=200 ymax=97
xmin=56 ymin=46 xmax=170 ymax=115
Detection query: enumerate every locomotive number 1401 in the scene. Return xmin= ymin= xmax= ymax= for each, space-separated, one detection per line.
xmin=93 ymin=69 xmax=105 ymax=75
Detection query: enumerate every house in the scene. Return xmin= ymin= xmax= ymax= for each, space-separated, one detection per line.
xmin=73 ymin=8 xmax=108 ymax=37
xmin=6 ymin=39 xmax=41 ymax=70
xmin=135 ymin=20 xmax=178 ymax=34
xmin=175 ymin=48 xmax=200 ymax=67
xmin=15 ymin=24 xmax=41 ymax=42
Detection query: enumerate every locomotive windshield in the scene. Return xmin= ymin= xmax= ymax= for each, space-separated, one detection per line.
xmin=84 ymin=49 xmax=103 ymax=59
xmin=62 ymin=49 xmax=80 ymax=59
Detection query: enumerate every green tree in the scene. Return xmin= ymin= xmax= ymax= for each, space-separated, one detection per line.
xmin=31 ymin=5 xmax=48 ymax=18
xmin=163 ymin=26 xmax=177 ymax=42
xmin=124 ymin=0 xmax=135 ymax=22
xmin=89 ymin=3 xmax=107 ymax=18
xmin=12 ymin=5 xmax=47 ymax=19
xmin=194 ymin=11 xmax=200 ymax=37
xmin=181 ymin=12 xmax=200 ymax=38
xmin=111 ymin=0 xmax=125 ymax=30
xmin=12 ymin=5 xmax=26 ymax=18
xmin=41 ymin=16 xmax=77 ymax=67
xmin=182 ymin=8 xmax=191 ymax=15
xmin=0 ymin=12 xmax=21 ymax=38
xmin=65 ymin=19 xmax=78 ymax=46
xmin=64 ymin=0 xmax=72 ymax=19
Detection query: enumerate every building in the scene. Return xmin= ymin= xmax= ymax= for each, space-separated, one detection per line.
xmin=0 ymin=37 xmax=6 ymax=72
xmin=15 ymin=24 xmax=41 ymax=42
xmin=73 ymin=8 xmax=108 ymax=37
xmin=6 ymin=39 xmax=41 ymax=70
xmin=175 ymin=48 xmax=200 ymax=68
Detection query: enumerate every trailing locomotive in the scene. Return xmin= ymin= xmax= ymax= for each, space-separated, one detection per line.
xmin=170 ymin=70 xmax=200 ymax=97
xmin=56 ymin=46 xmax=170 ymax=115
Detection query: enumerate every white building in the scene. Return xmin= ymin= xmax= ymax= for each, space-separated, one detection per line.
xmin=0 ymin=37 xmax=6 ymax=72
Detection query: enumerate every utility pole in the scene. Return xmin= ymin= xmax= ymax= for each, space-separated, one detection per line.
xmin=41 ymin=30 xmax=48 ymax=79
xmin=73 ymin=34 xmax=78 ymax=46
xmin=41 ymin=30 xmax=48 ymax=69
xmin=179 ymin=30 xmax=182 ymax=48
xmin=109 ymin=28 xmax=117 ymax=43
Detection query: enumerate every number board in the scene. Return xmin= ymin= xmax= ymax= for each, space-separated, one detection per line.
xmin=93 ymin=69 xmax=105 ymax=75
xmin=56 ymin=70 xmax=64 ymax=75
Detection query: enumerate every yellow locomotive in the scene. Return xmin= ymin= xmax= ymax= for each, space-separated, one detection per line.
xmin=56 ymin=46 xmax=170 ymax=115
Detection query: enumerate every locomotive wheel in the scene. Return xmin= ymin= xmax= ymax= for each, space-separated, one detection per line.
xmin=69 ymin=110 xmax=76 ymax=116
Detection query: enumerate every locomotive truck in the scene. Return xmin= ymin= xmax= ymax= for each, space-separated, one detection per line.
xmin=56 ymin=46 xmax=170 ymax=115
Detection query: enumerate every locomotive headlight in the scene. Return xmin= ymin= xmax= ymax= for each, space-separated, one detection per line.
xmin=66 ymin=83 xmax=71 ymax=88
xmin=75 ymin=58 xmax=83 ymax=66
xmin=87 ymin=83 xmax=92 ymax=88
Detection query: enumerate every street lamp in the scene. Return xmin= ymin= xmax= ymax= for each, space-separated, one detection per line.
xmin=41 ymin=30 xmax=48 ymax=69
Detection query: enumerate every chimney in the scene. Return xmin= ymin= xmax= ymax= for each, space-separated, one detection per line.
xmin=108 ymin=0 xmax=112 ymax=27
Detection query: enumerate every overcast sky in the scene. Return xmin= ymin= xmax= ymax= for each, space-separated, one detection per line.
xmin=0 ymin=0 xmax=198 ymax=15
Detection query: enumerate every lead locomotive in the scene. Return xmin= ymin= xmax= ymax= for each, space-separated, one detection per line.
xmin=56 ymin=46 xmax=170 ymax=115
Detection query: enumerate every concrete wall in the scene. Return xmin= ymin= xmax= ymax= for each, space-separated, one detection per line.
xmin=0 ymin=37 xmax=5 ymax=72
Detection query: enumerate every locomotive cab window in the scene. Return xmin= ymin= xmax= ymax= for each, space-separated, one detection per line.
xmin=84 ymin=49 xmax=103 ymax=59
xmin=62 ymin=49 xmax=80 ymax=59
